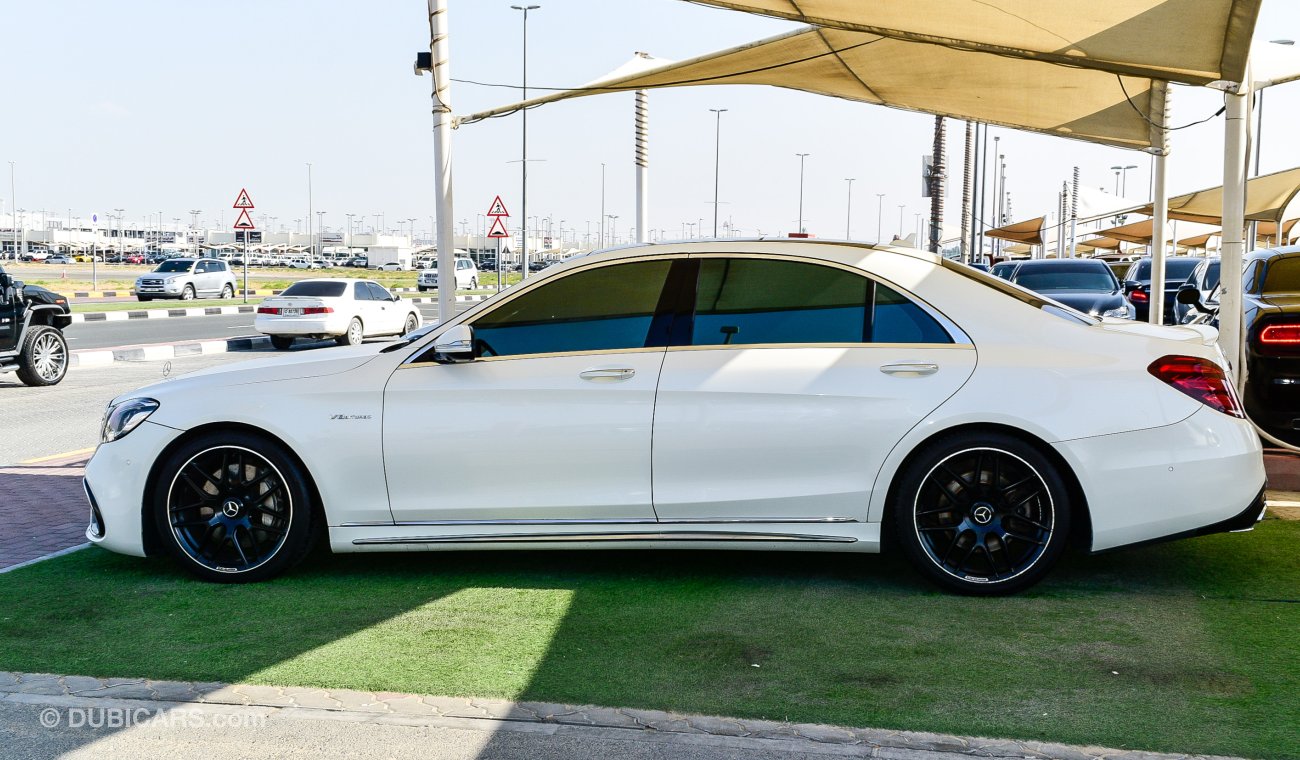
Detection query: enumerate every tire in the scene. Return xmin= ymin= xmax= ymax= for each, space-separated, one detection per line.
xmin=220 ymin=284 xmax=234 ymax=299
xmin=269 ymin=336 xmax=294 ymax=350
xmin=137 ymin=296 xmax=153 ymax=302
xmin=336 ymin=317 xmax=363 ymax=346
xmin=181 ymin=285 xmax=196 ymax=301
xmin=15 ymin=326 xmax=68 ymax=387
xmin=152 ymin=430 xmax=318 ymax=583
xmin=402 ymin=313 xmax=419 ymax=335
xmin=891 ymin=431 xmax=1071 ymax=596
xmin=470 ymin=278 xmax=478 ymax=289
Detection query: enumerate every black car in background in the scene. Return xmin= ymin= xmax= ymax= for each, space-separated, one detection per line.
xmin=1179 ymin=247 xmax=1300 ymax=444
xmin=1121 ymin=256 xmax=1202 ymax=323
xmin=1173 ymin=257 xmax=1220 ymax=325
xmin=1007 ymin=259 xmax=1132 ymax=319
xmin=990 ymin=261 xmax=1019 ymax=280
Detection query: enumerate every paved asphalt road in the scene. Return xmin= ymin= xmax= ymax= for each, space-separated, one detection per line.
xmin=0 ymin=701 xmax=856 ymax=760
xmin=0 ymin=352 xmax=268 ymax=466
xmin=65 ymin=302 xmax=468 ymax=350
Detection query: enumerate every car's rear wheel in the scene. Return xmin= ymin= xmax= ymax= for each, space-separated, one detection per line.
xmin=152 ymin=431 xmax=318 ymax=583
xmin=892 ymin=431 xmax=1071 ymax=596
xmin=269 ymin=336 xmax=294 ymax=350
xmin=15 ymin=326 xmax=68 ymax=387
xmin=403 ymin=313 xmax=419 ymax=335
xmin=336 ymin=317 xmax=363 ymax=346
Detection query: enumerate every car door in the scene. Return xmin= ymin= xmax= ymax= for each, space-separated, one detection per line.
xmin=381 ymin=257 xmax=679 ymax=522
xmin=651 ymin=255 xmax=977 ymax=522
xmin=0 ymin=272 xmax=19 ymax=353
xmin=351 ymin=281 xmax=377 ymax=331
xmin=365 ymin=282 xmax=402 ymax=334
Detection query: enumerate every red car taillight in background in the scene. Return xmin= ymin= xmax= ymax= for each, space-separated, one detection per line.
xmin=1148 ymin=356 xmax=1245 ymax=418
xmin=1128 ymin=287 xmax=1150 ymax=304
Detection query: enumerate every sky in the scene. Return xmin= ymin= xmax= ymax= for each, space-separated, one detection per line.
xmin=4 ymin=0 xmax=1300 ymax=245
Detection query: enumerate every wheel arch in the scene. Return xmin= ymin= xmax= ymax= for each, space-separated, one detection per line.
xmin=879 ymin=422 xmax=1093 ymax=552
xmin=139 ymin=422 xmax=327 ymax=557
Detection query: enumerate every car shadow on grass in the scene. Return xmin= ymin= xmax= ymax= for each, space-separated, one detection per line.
xmin=0 ymin=520 xmax=1296 ymax=758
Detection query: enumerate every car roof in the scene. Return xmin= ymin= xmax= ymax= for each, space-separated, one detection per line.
xmin=570 ymin=238 xmax=942 ymax=268
xmin=1248 ymin=245 xmax=1300 ymax=261
xmin=1011 ymin=259 xmax=1110 ymax=269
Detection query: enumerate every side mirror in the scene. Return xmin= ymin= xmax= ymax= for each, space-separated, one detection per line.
xmin=433 ymin=324 xmax=475 ymax=362
xmin=1122 ymin=281 xmax=1138 ymax=295
xmin=1176 ymin=282 xmax=1208 ymax=312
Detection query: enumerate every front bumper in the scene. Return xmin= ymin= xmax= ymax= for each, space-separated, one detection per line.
xmin=83 ymin=420 xmax=185 ymax=557
xmin=1053 ymin=405 xmax=1267 ymax=552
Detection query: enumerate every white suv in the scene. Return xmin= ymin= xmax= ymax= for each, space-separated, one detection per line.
xmin=418 ymin=258 xmax=479 ymax=292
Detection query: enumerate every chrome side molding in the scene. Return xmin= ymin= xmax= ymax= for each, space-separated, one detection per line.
xmin=341 ymin=516 xmax=859 ymax=528
xmin=353 ymin=530 xmax=858 ymax=546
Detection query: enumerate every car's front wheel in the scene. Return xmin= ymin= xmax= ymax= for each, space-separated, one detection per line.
xmin=15 ymin=326 xmax=68 ymax=387
xmin=221 ymin=284 xmax=234 ymax=299
xmin=181 ymin=285 xmax=196 ymax=301
xmin=892 ymin=431 xmax=1071 ymax=596
xmin=152 ymin=431 xmax=318 ymax=583
xmin=403 ymin=313 xmax=419 ymax=335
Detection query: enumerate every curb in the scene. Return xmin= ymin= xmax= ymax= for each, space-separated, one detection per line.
xmin=70 ymin=336 xmax=270 ymax=367
xmin=70 ymin=305 xmax=259 ymax=323
xmin=70 ymin=295 xmax=489 ymax=322
xmin=0 ymin=673 xmax=1241 ymax=760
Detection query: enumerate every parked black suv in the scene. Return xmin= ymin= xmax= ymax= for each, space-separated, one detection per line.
xmin=0 ymin=265 xmax=73 ymax=386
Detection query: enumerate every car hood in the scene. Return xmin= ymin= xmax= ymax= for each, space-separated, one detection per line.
xmin=1037 ymin=291 xmax=1123 ymax=315
xmin=22 ymin=284 xmax=70 ymax=311
xmin=112 ymin=343 xmax=390 ymax=406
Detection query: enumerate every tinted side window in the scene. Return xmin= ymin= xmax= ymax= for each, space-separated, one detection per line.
xmin=690 ymin=258 xmax=951 ymax=346
xmin=471 ymin=260 xmax=673 ymax=357
xmin=366 ymin=282 xmax=392 ymax=301
xmin=1263 ymin=258 xmax=1300 ymax=294
xmin=353 ymin=282 xmax=371 ymax=300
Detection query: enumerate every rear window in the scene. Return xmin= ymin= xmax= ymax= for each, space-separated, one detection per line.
xmin=1126 ymin=259 xmax=1199 ymax=282
xmin=1263 ymin=258 xmax=1300 ymax=294
xmin=1011 ymin=265 xmax=1117 ymax=292
xmin=281 ymin=281 xmax=347 ymax=298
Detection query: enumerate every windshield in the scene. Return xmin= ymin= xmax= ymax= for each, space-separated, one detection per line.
xmin=154 ymin=260 xmax=193 ymax=273
xmin=281 ymin=281 xmax=347 ymax=298
xmin=1012 ymin=267 xmax=1117 ymax=293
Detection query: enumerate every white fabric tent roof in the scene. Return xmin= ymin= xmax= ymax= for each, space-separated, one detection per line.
xmin=684 ymin=0 xmax=1261 ymax=85
xmin=460 ymin=25 xmax=1170 ymax=152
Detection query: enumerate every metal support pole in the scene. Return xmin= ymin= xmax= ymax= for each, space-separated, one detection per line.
xmin=1150 ymin=153 xmax=1169 ymax=324
xmin=1220 ymin=80 xmax=1251 ymax=379
xmin=429 ymin=0 xmax=456 ymax=321
xmin=636 ymin=90 xmax=649 ymax=243
xmin=1068 ymin=166 xmax=1080 ymax=258
xmin=960 ymin=121 xmax=973 ymax=263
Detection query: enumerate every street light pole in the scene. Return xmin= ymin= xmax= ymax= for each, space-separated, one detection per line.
xmin=710 ymin=108 xmax=726 ymax=237
xmin=599 ymin=162 xmax=605 ymax=249
xmin=876 ymin=193 xmax=884 ymax=244
xmin=511 ymin=4 xmax=540 ymax=278
xmin=306 ymin=162 xmax=313 ymax=258
xmin=844 ymin=178 xmax=854 ymax=239
xmin=795 ymin=153 xmax=810 ymax=234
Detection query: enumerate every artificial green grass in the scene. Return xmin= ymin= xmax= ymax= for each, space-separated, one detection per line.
xmin=1 ymin=519 xmax=1296 ymax=758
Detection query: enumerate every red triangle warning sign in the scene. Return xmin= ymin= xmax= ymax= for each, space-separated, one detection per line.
xmin=486 ymin=217 xmax=511 ymax=238
xmin=232 ymin=188 xmax=255 ymax=209
xmin=485 ymin=195 xmax=510 ymax=217
xmin=232 ymin=209 xmax=256 ymax=230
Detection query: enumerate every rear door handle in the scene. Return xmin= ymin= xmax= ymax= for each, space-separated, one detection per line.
xmin=579 ymin=368 xmax=636 ymax=382
xmin=880 ymin=362 xmax=939 ymax=377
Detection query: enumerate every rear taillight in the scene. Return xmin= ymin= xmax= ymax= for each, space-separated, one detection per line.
xmin=1259 ymin=323 xmax=1300 ymax=345
xmin=257 ymin=306 xmax=279 ymax=315
xmin=1128 ymin=287 xmax=1149 ymax=304
xmin=1148 ymin=355 xmax=1244 ymax=418
xmin=303 ymin=306 xmax=333 ymax=315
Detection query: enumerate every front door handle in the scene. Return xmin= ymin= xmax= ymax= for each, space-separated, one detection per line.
xmin=880 ymin=362 xmax=939 ymax=377
xmin=579 ymin=368 xmax=636 ymax=382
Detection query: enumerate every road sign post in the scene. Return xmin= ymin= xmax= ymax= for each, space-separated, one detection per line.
xmin=485 ymin=195 xmax=510 ymax=292
xmin=232 ymin=189 xmax=256 ymax=304
xmin=89 ymin=212 xmax=100 ymax=289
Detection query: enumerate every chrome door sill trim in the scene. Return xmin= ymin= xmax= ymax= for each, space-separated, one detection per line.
xmin=352 ymin=531 xmax=858 ymax=545
xmin=340 ymin=517 xmax=859 ymax=528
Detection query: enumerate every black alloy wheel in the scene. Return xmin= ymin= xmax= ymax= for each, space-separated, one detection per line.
xmin=892 ymin=432 xmax=1071 ymax=595
xmin=153 ymin=432 xmax=317 ymax=582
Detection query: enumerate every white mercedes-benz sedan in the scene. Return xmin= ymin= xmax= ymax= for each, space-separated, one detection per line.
xmin=254 ymin=278 xmax=421 ymax=349
xmin=83 ymin=240 xmax=1266 ymax=594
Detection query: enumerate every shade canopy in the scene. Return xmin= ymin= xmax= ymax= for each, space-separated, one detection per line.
xmin=985 ymin=216 xmax=1047 ymax=245
xmin=685 ymin=0 xmax=1261 ymax=86
xmin=1136 ymin=166 xmax=1300 ymax=224
xmin=1081 ymin=236 xmax=1124 ymax=250
xmin=1000 ymin=243 xmax=1034 ymax=256
xmin=459 ymin=25 xmax=1170 ymax=152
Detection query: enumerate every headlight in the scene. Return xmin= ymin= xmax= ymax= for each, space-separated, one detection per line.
xmin=1101 ymin=306 xmax=1131 ymax=319
xmin=101 ymin=398 xmax=160 ymax=443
